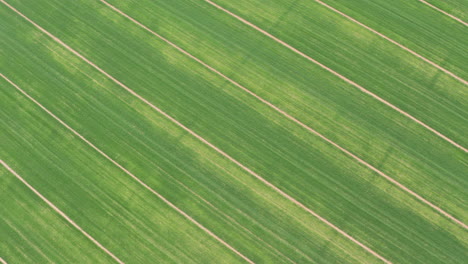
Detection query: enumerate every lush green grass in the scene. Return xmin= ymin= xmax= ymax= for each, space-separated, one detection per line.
xmin=322 ymin=0 xmax=467 ymax=78
xmin=0 ymin=166 xmax=115 ymax=263
xmin=211 ymin=0 xmax=468 ymax=147
xmin=0 ymin=77 xmax=246 ymax=263
xmin=100 ymin=0 xmax=468 ymax=222
xmin=0 ymin=4 xmax=379 ymax=263
xmin=424 ymin=0 xmax=468 ymax=21
xmin=1 ymin=0 xmax=467 ymax=263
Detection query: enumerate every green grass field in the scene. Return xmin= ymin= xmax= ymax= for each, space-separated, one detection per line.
xmin=1 ymin=0 xmax=467 ymax=263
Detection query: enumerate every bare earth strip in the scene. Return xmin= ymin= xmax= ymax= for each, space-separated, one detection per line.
xmin=0 ymin=160 xmax=124 ymax=264
xmin=164 ymin=173 xmax=301 ymax=263
xmin=100 ymin=0 xmax=467 ymax=230
xmin=315 ymin=0 xmax=467 ymax=85
xmin=0 ymin=73 xmax=254 ymax=264
xmin=204 ymin=0 xmax=468 ymax=153
xmin=0 ymin=2 xmax=390 ymax=262
xmin=417 ymin=0 xmax=468 ymax=26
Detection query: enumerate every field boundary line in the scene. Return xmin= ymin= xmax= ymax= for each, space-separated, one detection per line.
xmin=1 ymin=2 xmax=391 ymax=263
xmin=168 ymin=174 xmax=300 ymax=264
xmin=0 ymin=257 xmax=7 ymax=264
xmin=316 ymin=0 xmax=467 ymax=85
xmin=417 ymin=0 xmax=468 ymax=26
xmin=0 ymin=160 xmax=124 ymax=264
xmin=0 ymin=74 xmax=254 ymax=264
xmin=101 ymin=0 xmax=466 ymax=230
xmin=205 ymin=0 xmax=468 ymax=153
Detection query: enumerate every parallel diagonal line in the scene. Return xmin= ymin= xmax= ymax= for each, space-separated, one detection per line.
xmin=205 ymin=0 xmax=468 ymax=153
xmin=417 ymin=0 xmax=468 ymax=26
xmin=0 ymin=257 xmax=8 ymax=264
xmin=51 ymin=48 xmax=305 ymax=263
xmin=0 ymin=73 xmax=254 ymax=264
xmin=0 ymin=160 xmax=124 ymax=264
xmin=169 ymin=175 xmax=300 ymax=264
xmin=101 ymin=0 xmax=466 ymax=230
xmin=1 ymin=1 xmax=390 ymax=262
xmin=315 ymin=0 xmax=467 ymax=85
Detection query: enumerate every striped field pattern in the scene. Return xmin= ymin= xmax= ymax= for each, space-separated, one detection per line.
xmin=1 ymin=0 xmax=467 ymax=263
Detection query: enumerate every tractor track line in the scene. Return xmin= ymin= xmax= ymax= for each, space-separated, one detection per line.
xmin=205 ymin=0 xmax=468 ymax=153
xmin=1 ymin=1 xmax=390 ymax=262
xmin=417 ymin=0 xmax=468 ymax=26
xmin=0 ymin=160 xmax=124 ymax=264
xmin=315 ymin=0 xmax=467 ymax=85
xmin=0 ymin=73 xmax=254 ymax=264
xmin=101 ymin=0 xmax=466 ymax=232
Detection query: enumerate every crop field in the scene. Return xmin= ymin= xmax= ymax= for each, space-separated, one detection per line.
xmin=0 ymin=0 xmax=467 ymax=263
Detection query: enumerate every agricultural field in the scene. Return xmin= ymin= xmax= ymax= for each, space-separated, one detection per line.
xmin=0 ymin=0 xmax=466 ymax=263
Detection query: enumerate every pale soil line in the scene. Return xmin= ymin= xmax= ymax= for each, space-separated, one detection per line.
xmin=48 ymin=51 xmax=300 ymax=263
xmin=170 ymin=175 xmax=298 ymax=264
xmin=100 ymin=0 xmax=467 ymax=231
xmin=205 ymin=0 xmax=468 ymax=153
xmin=316 ymin=0 xmax=467 ymax=85
xmin=0 ymin=2 xmax=389 ymax=263
xmin=417 ymin=0 xmax=468 ymax=26
xmin=0 ymin=73 xmax=254 ymax=264
xmin=0 ymin=160 xmax=124 ymax=264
